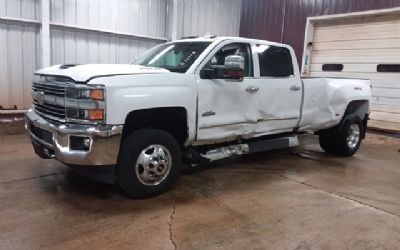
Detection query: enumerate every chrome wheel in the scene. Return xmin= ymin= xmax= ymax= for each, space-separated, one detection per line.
xmin=346 ymin=123 xmax=361 ymax=150
xmin=135 ymin=144 xmax=172 ymax=186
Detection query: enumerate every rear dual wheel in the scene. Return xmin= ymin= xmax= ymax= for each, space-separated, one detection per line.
xmin=319 ymin=115 xmax=364 ymax=156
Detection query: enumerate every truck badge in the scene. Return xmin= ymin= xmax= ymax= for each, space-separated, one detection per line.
xmin=202 ymin=110 xmax=216 ymax=117
xmin=32 ymin=91 xmax=45 ymax=105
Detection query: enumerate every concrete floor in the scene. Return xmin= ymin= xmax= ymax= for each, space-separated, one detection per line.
xmin=0 ymin=133 xmax=399 ymax=250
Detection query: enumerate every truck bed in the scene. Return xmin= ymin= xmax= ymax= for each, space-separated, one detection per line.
xmin=298 ymin=78 xmax=371 ymax=131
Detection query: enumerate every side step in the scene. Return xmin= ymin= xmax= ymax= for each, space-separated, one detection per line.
xmin=186 ymin=135 xmax=299 ymax=163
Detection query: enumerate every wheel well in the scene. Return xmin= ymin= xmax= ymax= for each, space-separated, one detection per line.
xmin=344 ymin=100 xmax=369 ymax=139
xmin=344 ymin=100 xmax=369 ymax=119
xmin=121 ymin=107 xmax=188 ymax=146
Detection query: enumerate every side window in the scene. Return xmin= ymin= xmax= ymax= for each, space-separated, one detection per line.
xmin=256 ymin=45 xmax=294 ymax=77
xmin=209 ymin=43 xmax=253 ymax=77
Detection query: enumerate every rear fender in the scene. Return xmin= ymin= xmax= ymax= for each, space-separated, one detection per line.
xmin=341 ymin=100 xmax=369 ymax=139
xmin=323 ymin=100 xmax=369 ymax=139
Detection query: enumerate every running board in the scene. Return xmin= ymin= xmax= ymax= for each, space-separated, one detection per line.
xmin=201 ymin=135 xmax=299 ymax=162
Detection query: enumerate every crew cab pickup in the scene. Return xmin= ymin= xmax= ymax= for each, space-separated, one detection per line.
xmin=26 ymin=36 xmax=371 ymax=198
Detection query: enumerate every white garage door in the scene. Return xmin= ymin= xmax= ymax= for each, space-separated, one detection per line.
xmin=308 ymin=11 xmax=400 ymax=131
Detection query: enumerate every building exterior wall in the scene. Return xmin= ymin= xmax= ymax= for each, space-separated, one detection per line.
xmin=239 ymin=0 xmax=400 ymax=66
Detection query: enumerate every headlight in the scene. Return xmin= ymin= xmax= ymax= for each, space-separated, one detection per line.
xmin=66 ymin=108 xmax=105 ymax=121
xmin=66 ymin=87 xmax=104 ymax=101
xmin=65 ymin=85 xmax=106 ymax=123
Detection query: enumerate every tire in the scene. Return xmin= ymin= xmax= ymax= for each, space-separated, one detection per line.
xmin=319 ymin=115 xmax=364 ymax=157
xmin=318 ymin=130 xmax=337 ymax=154
xmin=116 ymin=129 xmax=181 ymax=198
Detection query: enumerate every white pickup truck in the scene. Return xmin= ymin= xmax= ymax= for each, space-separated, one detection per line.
xmin=26 ymin=36 xmax=371 ymax=197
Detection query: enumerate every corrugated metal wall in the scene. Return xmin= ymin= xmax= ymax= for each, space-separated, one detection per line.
xmin=50 ymin=0 xmax=167 ymax=37
xmin=49 ymin=0 xmax=165 ymax=65
xmin=0 ymin=0 xmax=41 ymax=19
xmin=0 ymin=0 xmax=242 ymax=110
xmin=177 ymin=0 xmax=241 ymax=38
xmin=240 ymin=0 xmax=400 ymax=66
xmin=50 ymin=29 xmax=159 ymax=65
xmin=0 ymin=0 xmax=41 ymax=110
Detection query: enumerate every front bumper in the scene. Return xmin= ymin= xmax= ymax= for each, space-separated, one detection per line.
xmin=25 ymin=109 xmax=123 ymax=166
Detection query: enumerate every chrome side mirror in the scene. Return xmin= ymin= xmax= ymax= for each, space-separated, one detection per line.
xmin=224 ymin=55 xmax=244 ymax=70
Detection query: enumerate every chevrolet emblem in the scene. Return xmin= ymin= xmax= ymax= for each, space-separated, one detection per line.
xmin=32 ymin=91 xmax=45 ymax=105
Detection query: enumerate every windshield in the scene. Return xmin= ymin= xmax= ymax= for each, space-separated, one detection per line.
xmin=131 ymin=42 xmax=211 ymax=73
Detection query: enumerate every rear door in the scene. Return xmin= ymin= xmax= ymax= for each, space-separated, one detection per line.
xmin=253 ymin=44 xmax=302 ymax=133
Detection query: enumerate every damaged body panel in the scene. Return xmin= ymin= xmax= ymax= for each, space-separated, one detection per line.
xmin=201 ymin=135 xmax=299 ymax=162
xmin=192 ymin=37 xmax=371 ymax=145
xmin=299 ymin=78 xmax=371 ymax=131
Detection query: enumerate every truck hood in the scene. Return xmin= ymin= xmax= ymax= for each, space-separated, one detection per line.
xmin=35 ymin=64 xmax=170 ymax=82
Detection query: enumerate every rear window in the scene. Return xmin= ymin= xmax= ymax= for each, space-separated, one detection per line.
xmin=256 ymin=45 xmax=294 ymax=77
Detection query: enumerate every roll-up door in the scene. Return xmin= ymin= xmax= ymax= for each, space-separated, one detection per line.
xmin=306 ymin=11 xmax=400 ymax=131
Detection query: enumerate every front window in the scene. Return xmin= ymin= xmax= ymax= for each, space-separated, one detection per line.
xmin=132 ymin=42 xmax=211 ymax=73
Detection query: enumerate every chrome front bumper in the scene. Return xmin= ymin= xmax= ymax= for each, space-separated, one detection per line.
xmin=25 ymin=109 xmax=123 ymax=166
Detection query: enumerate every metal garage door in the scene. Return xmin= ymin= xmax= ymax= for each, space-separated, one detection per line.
xmin=305 ymin=10 xmax=400 ymax=131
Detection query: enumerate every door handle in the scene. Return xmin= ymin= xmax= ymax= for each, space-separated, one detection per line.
xmin=246 ymin=86 xmax=259 ymax=93
xmin=290 ymin=85 xmax=301 ymax=91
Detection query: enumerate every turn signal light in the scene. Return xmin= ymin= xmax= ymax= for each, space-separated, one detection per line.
xmin=228 ymin=69 xmax=244 ymax=79
xmin=88 ymin=109 xmax=104 ymax=121
xmin=90 ymin=89 xmax=104 ymax=100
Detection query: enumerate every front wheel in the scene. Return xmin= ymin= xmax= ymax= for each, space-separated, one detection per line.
xmin=116 ymin=129 xmax=181 ymax=198
xmin=319 ymin=115 xmax=364 ymax=156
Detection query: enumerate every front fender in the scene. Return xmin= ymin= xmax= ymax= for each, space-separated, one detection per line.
xmin=89 ymin=73 xmax=198 ymax=142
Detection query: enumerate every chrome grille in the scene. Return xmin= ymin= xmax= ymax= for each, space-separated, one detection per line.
xmin=32 ymin=75 xmax=72 ymax=121
xmin=32 ymin=82 xmax=66 ymax=97
xmin=33 ymin=101 xmax=66 ymax=119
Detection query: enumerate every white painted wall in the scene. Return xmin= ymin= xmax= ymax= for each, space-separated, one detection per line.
xmin=0 ymin=0 xmax=242 ymax=110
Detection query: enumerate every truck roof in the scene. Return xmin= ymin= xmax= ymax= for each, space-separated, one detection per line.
xmin=174 ymin=36 xmax=291 ymax=49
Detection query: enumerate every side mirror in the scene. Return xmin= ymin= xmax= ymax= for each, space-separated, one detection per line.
xmin=224 ymin=55 xmax=244 ymax=70
xmin=200 ymin=55 xmax=245 ymax=80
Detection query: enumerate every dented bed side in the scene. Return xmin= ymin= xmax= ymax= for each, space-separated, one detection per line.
xmin=298 ymin=78 xmax=371 ymax=131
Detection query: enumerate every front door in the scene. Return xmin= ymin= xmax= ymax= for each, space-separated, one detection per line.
xmin=195 ymin=42 xmax=260 ymax=143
